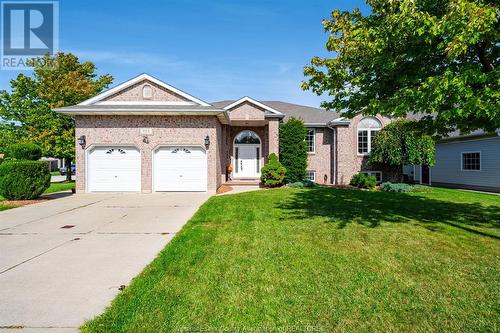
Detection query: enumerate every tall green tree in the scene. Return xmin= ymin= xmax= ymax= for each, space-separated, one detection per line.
xmin=0 ymin=53 xmax=113 ymax=180
xmin=303 ymin=0 xmax=499 ymax=136
xmin=279 ymin=117 xmax=308 ymax=183
xmin=0 ymin=123 xmax=21 ymax=155
xmin=369 ymin=119 xmax=435 ymax=170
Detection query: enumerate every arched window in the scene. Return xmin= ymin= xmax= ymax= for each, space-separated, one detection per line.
xmin=357 ymin=117 xmax=382 ymax=154
xmin=142 ymin=85 xmax=152 ymax=99
xmin=234 ymin=130 xmax=261 ymax=144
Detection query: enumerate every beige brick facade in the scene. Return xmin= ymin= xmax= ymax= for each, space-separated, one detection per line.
xmin=104 ymin=80 xmax=190 ymax=102
xmin=75 ymin=115 xmax=220 ymax=193
xmin=69 ymin=76 xmax=397 ymax=193
xmin=306 ymin=127 xmax=333 ymax=184
xmin=227 ymin=101 xmax=266 ymax=121
xmin=334 ymin=114 xmax=397 ymax=185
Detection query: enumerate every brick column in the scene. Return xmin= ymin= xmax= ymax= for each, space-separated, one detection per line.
xmin=268 ymin=119 xmax=279 ymax=156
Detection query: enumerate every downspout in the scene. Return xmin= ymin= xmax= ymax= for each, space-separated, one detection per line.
xmin=327 ymin=122 xmax=337 ymax=185
xmin=332 ymin=127 xmax=337 ymax=185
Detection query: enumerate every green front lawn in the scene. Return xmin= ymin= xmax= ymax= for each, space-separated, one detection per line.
xmin=84 ymin=187 xmax=498 ymax=332
xmin=43 ymin=180 xmax=75 ymax=194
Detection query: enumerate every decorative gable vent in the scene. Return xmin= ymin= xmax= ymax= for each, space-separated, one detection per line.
xmin=142 ymin=85 xmax=152 ymax=99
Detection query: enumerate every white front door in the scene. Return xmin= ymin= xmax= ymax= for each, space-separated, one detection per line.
xmin=87 ymin=146 xmax=141 ymax=192
xmin=154 ymin=146 xmax=207 ymax=192
xmin=234 ymin=145 xmax=261 ymax=178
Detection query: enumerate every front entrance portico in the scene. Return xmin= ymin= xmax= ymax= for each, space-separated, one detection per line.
xmin=233 ymin=130 xmax=262 ymax=179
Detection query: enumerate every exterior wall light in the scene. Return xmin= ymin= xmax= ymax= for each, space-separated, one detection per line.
xmin=143 ymin=136 xmax=150 ymax=144
xmin=204 ymin=135 xmax=210 ymax=147
xmin=77 ymin=135 xmax=86 ymax=148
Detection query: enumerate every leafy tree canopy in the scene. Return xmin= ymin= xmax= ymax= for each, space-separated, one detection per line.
xmin=303 ymin=0 xmax=499 ymax=136
xmin=279 ymin=117 xmax=308 ymax=183
xmin=0 ymin=53 xmax=113 ymax=162
xmin=369 ymin=119 xmax=435 ymax=166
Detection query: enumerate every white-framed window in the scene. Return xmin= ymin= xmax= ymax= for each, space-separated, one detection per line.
xmin=357 ymin=117 xmax=382 ymax=154
xmin=362 ymin=171 xmax=382 ymax=183
xmin=306 ymin=170 xmax=316 ymax=182
xmin=306 ymin=128 xmax=315 ymax=153
xmin=142 ymin=85 xmax=153 ymax=99
xmin=462 ymin=152 xmax=481 ymax=171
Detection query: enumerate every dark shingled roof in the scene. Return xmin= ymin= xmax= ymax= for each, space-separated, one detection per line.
xmin=212 ymin=100 xmax=341 ymax=125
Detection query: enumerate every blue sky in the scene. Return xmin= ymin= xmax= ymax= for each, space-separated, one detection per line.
xmin=1 ymin=0 xmax=369 ymax=107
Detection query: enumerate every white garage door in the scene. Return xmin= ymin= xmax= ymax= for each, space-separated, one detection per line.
xmin=87 ymin=146 xmax=141 ymax=192
xmin=154 ymin=146 xmax=207 ymax=192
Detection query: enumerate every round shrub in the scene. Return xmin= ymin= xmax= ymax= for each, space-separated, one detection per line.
xmin=288 ymin=181 xmax=305 ymax=188
xmin=350 ymin=173 xmax=377 ymax=189
xmin=8 ymin=143 xmax=42 ymax=161
xmin=288 ymin=180 xmax=316 ymax=188
xmin=260 ymin=153 xmax=286 ymax=188
xmin=0 ymin=160 xmax=51 ymax=200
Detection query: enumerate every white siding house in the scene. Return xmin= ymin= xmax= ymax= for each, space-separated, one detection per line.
xmin=408 ymin=135 xmax=500 ymax=193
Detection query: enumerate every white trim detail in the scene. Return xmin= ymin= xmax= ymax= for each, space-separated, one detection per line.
xmin=419 ymin=165 xmax=432 ymax=185
xmin=78 ymin=74 xmax=211 ymax=106
xmin=95 ymin=101 xmax=197 ymax=106
xmin=461 ymin=151 xmax=482 ymax=172
xmin=223 ymin=96 xmax=284 ymax=116
xmin=328 ymin=117 xmax=351 ymax=126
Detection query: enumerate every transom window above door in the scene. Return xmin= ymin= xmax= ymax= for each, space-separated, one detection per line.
xmin=234 ymin=130 xmax=261 ymax=144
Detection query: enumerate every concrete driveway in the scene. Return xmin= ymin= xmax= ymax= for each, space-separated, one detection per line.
xmin=0 ymin=192 xmax=210 ymax=332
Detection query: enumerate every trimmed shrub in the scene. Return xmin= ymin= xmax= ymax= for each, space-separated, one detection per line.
xmin=8 ymin=143 xmax=42 ymax=161
xmin=302 ymin=179 xmax=316 ymax=187
xmin=260 ymin=153 xmax=286 ymax=188
xmin=350 ymin=173 xmax=377 ymax=189
xmin=279 ymin=117 xmax=308 ymax=183
xmin=0 ymin=160 xmax=51 ymax=200
xmin=288 ymin=180 xmax=316 ymax=188
xmin=380 ymin=182 xmax=414 ymax=193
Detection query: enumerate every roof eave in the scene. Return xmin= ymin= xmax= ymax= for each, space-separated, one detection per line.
xmin=327 ymin=117 xmax=351 ymax=127
xmin=54 ymin=107 xmax=226 ymax=115
xmin=264 ymin=114 xmax=285 ymax=119
xmin=304 ymin=122 xmax=329 ymax=127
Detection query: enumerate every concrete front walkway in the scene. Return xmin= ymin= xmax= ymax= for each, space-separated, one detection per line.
xmin=0 ymin=193 xmax=210 ymax=332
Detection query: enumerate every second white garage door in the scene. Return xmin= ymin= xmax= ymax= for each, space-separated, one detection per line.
xmin=153 ymin=146 xmax=207 ymax=192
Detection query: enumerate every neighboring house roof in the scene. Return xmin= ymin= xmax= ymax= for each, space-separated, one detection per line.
xmin=406 ymin=112 xmax=498 ymax=141
xmin=212 ymin=100 xmax=341 ymax=126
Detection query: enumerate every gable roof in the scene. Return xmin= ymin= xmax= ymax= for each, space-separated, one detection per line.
xmin=79 ymin=73 xmax=211 ymax=106
xmin=212 ymin=100 xmax=341 ymax=125
xmin=219 ymin=97 xmax=284 ymax=117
